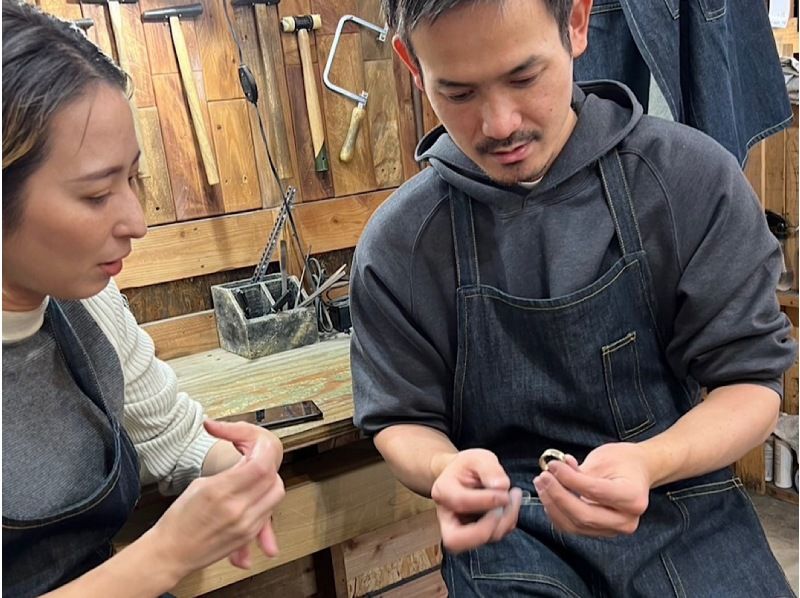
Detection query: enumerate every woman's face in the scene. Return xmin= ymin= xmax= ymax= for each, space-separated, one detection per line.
xmin=3 ymin=84 xmax=146 ymax=310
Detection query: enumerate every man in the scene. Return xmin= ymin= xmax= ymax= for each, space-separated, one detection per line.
xmin=350 ymin=0 xmax=796 ymax=595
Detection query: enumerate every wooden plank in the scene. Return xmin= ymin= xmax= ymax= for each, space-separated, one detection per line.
xmin=784 ymin=325 xmax=799 ymax=415
xmin=116 ymin=441 xmax=435 ymax=596
xmin=199 ymin=555 xmax=317 ymax=597
xmin=312 ymin=0 xmax=357 ymax=36
xmin=380 ymin=570 xmax=448 ymax=598
xmin=137 ymin=106 xmax=176 ymax=224
xmin=365 ymin=59 xmax=404 ymax=189
xmin=125 ymin=267 xmax=251 ymax=323
xmin=764 ymin=129 xmax=786 ymax=217
xmin=784 ymin=106 xmax=798 ymax=292
xmin=287 ymin=64 xmax=335 ymax=201
xmin=765 ymin=482 xmax=799 ymax=505
xmin=357 ymin=0 xmax=391 ymax=61
xmin=120 ymin=2 xmax=156 ymax=107
xmin=341 ymin=510 xmax=440 ymax=579
xmin=208 ymin=99 xmax=262 ymax=213
xmin=318 ymin=33 xmax=377 ymax=195
xmin=194 ymin=0 xmax=242 ymax=101
xmin=118 ymin=209 xmax=273 ymax=288
xmin=735 ymin=444 xmax=766 ymax=493
xmin=393 ymin=55 xmax=420 ymax=182
xmin=39 ymin=0 xmax=81 ymax=21
xmin=79 ymin=3 xmax=116 ymax=59
xmin=140 ymin=0 xmax=202 ymax=75
xmin=142 ymin=310 xmax=219 ymax=359
xmin=118 ymin=189 xmax=389 ymax=288
xmin=152 ymin=72 xmax=223 ymax=220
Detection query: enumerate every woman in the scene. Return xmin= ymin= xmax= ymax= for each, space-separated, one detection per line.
xmin=2 ymin=1 xmax=286 ymax=595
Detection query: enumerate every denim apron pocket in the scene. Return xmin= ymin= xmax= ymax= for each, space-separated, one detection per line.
xmin=663 ymin=477 xmax=794 ymax=597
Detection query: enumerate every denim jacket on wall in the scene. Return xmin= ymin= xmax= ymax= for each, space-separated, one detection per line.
xmin=575 ymin=0 xmax=793 ymax=166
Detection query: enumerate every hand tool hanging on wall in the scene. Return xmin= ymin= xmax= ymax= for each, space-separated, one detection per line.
xmin=142 ymin=3 xmax=220 ymax=186
xmin=322 ymin=15 xmax=388 ymax=163
xmin=229 ymin=0 xmax=294 ymax=182
xmin=83 ymin=0 xmax=152 ymax=178
xmin=72 ymin=18 xmax=95 ymax=31
xmin=280 ymin=14 xmax=329 ymax=172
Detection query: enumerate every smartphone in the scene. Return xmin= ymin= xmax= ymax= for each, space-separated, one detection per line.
xmin=218 ymin=400 xmax=323 ymax=430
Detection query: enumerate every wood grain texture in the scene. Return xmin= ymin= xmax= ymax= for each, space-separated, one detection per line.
xmin=208 ymin=99 xmax=262 ymax=213
xmin=784 ymin=325 xmax=799 ymax=415
xmin=735 ymin=444 xmax=765 ymax=493
xmin=118 ymin=208 xmax=274 ymax=288
xmin=140 ymin=0 xmax=202 ymax=74
xmin=744 ymin=141 xmax=765 ymax=205
xmin=318 ymin=33 xmax=377 ymax=195
xmin=287 ymin=64 xmax=335 ymax=201
xmin=125 ymin=267 xmax=252 ymax=322
xmin=195 ymin=0 xmax=242 ymax=101
xmin=79 ymin=3 xmax=116 ymax=58
xmin=784 ymin=107 xmax=798 ymax=292
xmin=120 ymin=2 xmax=156 ymax=107
xmin=152 ymin=72 xmax=223 ymax=220
xmin=311 ymin=0 xmax=357 ymax=36
xmin=141 ymin=310 xmax=220 ymax=359
xmin=200 ymin=555 xmax=317 ymax=597
xmin=364 ymin=59 xmax=403 ymax=189
xmin=380 ymin=570 xmax=448 ymax=598
xmin=118 ymin=189 xmax=388 ymax=288
xmin=233 ymin=6 xmax=282 ymax=207
xmin=393 ymin=53 xmax=420 ymax=181
xmin=356 ymin=0 xmax=391 ymax=60
xmin=136 ymin=106 xmax=176 ymax=224
xmin=764 ymin=129 xmax=786 ymax=216
xmin=39 ymin=0 xmax=81 ymax=21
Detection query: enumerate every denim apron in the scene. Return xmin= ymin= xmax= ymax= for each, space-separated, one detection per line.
xmin=3 ymin=300 xmax=141 ymax=597
xmin=442 ymin=151 xmax=794 ymax=597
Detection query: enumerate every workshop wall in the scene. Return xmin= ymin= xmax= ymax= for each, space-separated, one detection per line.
xmin=34 ymin=0 xmax=441 ymax=356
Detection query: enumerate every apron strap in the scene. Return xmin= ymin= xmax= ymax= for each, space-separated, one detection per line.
xmin=46 ymin=299 xmax=115 ymax=420
xmin=597 ymin=149 xmax=644 ymax=256
xmin=449 ymin=185 xmax=481 ymax=287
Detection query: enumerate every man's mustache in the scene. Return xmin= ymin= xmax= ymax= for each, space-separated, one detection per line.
xmin=476 ymin=130 xmax=541 ymax=155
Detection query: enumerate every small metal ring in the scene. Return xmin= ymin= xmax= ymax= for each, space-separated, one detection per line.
xmin=539 ymin=448 xmax=566 ymax=472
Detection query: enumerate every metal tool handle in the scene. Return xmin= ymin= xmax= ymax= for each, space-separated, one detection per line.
xmin=339 ymin=104 xmax=366 ymax=163
xmin=322 ymin=15 xmax=387 ymax=105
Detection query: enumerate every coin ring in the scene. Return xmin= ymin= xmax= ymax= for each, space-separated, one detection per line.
xmin=539 ymin=448 xmax=566 ymax=472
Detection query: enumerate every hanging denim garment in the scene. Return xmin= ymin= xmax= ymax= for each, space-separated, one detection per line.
xmin=575 ymin=0 xmax=792 ymax=166
xmin=440 ymin=151 xmax=794 ymax=596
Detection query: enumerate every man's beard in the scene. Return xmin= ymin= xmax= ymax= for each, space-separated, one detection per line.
xmin=475 ymin=129 xmax=546 ymax=185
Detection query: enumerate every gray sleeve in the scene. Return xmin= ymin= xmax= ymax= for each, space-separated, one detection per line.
xmin=665 ymin=147 xmax=795 ymax=395
xmin=350 ymin=230 xmax=452 ymax=437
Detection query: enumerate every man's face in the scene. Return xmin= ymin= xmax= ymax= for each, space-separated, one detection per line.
xmin=400 ymin=0 xmax=590 ymax=185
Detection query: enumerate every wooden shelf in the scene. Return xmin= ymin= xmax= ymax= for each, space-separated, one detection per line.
xmin=766 ymin=481 xmax=799 ymax=505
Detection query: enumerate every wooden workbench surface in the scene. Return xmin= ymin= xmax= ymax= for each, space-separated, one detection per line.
xmin=168 ymin=335 xmax=356 ymax=452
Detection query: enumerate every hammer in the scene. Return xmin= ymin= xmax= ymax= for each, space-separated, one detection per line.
xmin=72 ymin=18 xmax=95 ymax=31
xmin=142 ymin=4 xmax=220 ymax=186
xmin=82 ymin=0 xmax=151 ymax=178
xmin=281 ymin=14 xmax=328 ymax=172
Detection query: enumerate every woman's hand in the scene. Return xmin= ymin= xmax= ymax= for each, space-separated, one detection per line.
xmin=147 ymin=420 xmax=285 ymax=580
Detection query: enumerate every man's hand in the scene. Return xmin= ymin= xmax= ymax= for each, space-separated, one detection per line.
xmin=533 ymin=443 xmax=651 ymax=537
xmin=431 ymin=449 xmax=523 ymax=553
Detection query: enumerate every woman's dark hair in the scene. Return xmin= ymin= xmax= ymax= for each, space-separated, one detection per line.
xmin=382 ymin=0 xmax=573 ymax=57
xmin=2 ymin=0 xmax=128 ymax=233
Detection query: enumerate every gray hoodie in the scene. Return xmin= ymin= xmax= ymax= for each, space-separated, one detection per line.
xmin=351 ymin=81 xmax=794 ymax=436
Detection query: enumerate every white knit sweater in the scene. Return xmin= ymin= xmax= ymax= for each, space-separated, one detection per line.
xmin=2 ymin=279 xmax=217 ymax=495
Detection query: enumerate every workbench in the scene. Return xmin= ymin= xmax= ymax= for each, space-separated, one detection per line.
xmin=114 ymin=337 xmax=441 ymax=597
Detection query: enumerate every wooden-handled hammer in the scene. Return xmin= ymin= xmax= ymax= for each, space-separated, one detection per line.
xmin=142 ymin=3 xmax=220 ymax=186
xmin=281 ymin=14 xmax=329 ymax=172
